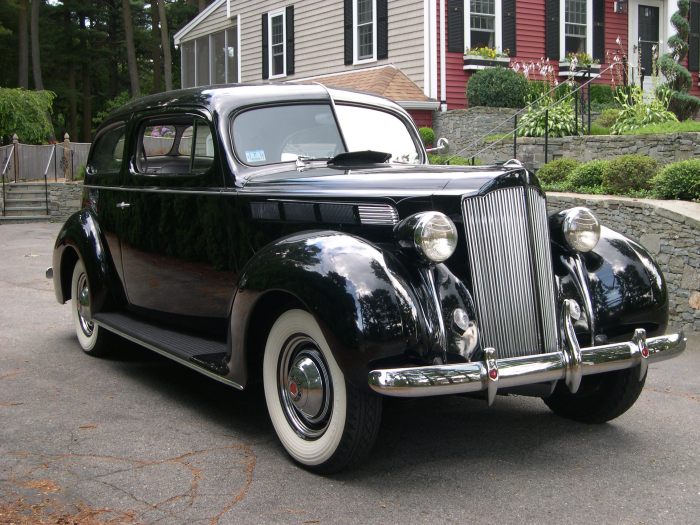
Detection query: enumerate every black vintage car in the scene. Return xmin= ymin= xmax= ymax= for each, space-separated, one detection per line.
xmin=50 ymin=84 xmax=685 ymax=473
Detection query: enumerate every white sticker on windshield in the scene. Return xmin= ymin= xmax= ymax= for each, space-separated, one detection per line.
xmin=245 ymin=149 xmax=266 ymax=163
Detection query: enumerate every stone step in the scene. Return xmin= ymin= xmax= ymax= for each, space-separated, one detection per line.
xmin=3 ymin=197 xmax=47 ymax=206
xmin=4 ymin=188 xmax=47 ymax=196
xmin=0 ymin=215 xmax=50 ymax=224
xmin=3 ymin=205 xmax=49 ymax=215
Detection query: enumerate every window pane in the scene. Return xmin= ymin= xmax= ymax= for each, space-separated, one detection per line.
xmin=196 ymin=36 xmax=209 ymax=86
xmin=271 ymin=14 xmax=283 ymax=45
xmin=232 ymin=105 xmax=343 ymax=165
xmin=335 ymin=105 xmax=420 ymax=164
xmin=211 ymin=31 xmax=225 ymax=84
xmin=358 ymin=24 xmax=373 ymax=59
xmin=566 ymin=0 xmax=587 ymax=25
xmin=471 ymin=30 xmax=495 ymax=48
xmin=471 ymin=0 xmax=495 ymax=16
xmin=90 ymin=125 xmax=125 ymax=173
xmin=182 ymin=41 xmax=195 ymax=88
xmin=357 ymin=0 xmax=373 ymax=24
xmin=226 ymin=27 xmax=238 ymax=83
xmin=193 ymin=120 xmax=214 ymax=173
xmin=565 ymin=36 xmax=587 ymax=54
xmin=143 ymin=125 xmax=177 ymax=157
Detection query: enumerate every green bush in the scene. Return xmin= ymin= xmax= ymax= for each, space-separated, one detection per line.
xmin=589 ymin=84 xmax=615 ymax=105
xmin=565 ymin=160 xmax=607 ymax=190
xmin=518 ymin=99 xmax=580 ymax=138
xmin=536 ymin=158 xmax=580 ymax=185
xmin=667 ymin=91 xmax=700 ymax=121
xmin=418 ymin=127 xmax=435 ymax=147
xmin=594 ymin=108 xmax=621 ymax=129
xmin=651 ymin=159 xmax=700 ymax=201
xmin=589 ymin=124 xmax=610 ymax=135
xmin=467 ymin=67 xmax=529 ymax=108
xmin=611 ymin=86 xmax=677 ymax=134
xmin=602 ymin=155 xmax=658 ymax=194
xmin=0 ymin=88 xmax=55 ymax=144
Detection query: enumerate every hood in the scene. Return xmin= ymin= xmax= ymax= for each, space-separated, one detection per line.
xmin=238 ymin=163 xmax=530 ymax=199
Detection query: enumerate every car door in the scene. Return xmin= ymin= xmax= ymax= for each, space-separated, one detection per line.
xmin=117 ymin=110 xmax=236 ymax=331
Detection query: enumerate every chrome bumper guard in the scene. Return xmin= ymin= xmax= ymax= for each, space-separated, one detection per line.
xmin=368 ymin=300 xmax=686 ymax=404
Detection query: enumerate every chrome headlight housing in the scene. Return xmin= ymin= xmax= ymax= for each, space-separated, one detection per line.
xmin=562 ymin=207 xmax=600 ymax=252
xmin=395 ymin=211 xmax=458 ymax=263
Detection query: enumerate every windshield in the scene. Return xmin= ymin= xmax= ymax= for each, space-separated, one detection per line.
xmin=231 ymin=103 xmax=421 ymax=167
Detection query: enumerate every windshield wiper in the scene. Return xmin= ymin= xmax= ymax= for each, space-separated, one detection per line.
xmin=327 ymin=150 xmax=392 ymax=166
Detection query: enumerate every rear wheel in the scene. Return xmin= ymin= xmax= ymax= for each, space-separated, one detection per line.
xmin=263 ymin=309 xmax=382 ymax=473
xmin=543 ymin=368 xmax=646 ymax=423
xmin=71 ymin=260 xmax=112 ymax=356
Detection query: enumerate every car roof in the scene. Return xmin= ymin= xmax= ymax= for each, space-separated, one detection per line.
xmin=102 ymin=83 xmax=405 ymax=127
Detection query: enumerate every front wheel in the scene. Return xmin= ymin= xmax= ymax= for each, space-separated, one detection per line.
xmin=543 ymin=367 xmax=646 ymax=423
xmin=263 ymin=309 xmax=382 ymax=473
xmin=71 ymin=260 xmax=112 ymax=356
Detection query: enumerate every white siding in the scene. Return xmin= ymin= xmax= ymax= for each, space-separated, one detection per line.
xmin=179 ymin=0 xmax=425 ymax=89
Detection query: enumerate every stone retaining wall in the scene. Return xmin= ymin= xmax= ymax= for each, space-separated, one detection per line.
xmin=49 ymin=182 xmax=82 ymax=222
xmin=547 ymin=194 xmax=700 ymax=335
xmin=433 ymin=107 xmax=517 ymax=157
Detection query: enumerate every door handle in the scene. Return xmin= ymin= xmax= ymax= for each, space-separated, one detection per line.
xmin=116 ymin=202 xmax=131 ymax=209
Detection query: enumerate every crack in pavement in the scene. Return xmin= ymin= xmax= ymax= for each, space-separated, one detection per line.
xmin=2 ymin=444 xmax=257 ymax=524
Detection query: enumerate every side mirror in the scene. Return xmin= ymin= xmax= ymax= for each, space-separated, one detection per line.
xmin=425 ymin=137 xmax=449 ymax=154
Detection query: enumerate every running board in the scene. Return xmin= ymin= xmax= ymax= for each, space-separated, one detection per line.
xmin=92 ymin=312 xmax=242 ymax=390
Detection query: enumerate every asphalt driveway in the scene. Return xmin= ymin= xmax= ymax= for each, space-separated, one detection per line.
xmin=1 ymin=222 xmax=698 ymax=524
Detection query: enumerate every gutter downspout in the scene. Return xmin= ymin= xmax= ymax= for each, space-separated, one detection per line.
xmin=439 ymin=0 xmax=447 ymax=112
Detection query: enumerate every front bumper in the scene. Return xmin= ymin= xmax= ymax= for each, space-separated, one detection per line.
xmin=368 ymin=300 xmax=686 ymax=404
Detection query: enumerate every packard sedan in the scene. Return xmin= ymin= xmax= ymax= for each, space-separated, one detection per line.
xmin=50 ymin=84 xmax=685 ymax=473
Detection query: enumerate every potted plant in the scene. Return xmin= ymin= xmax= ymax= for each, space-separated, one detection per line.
xmin=463 ymin=46 xmax=511 ymax=70
xmin=558 ymin=52 xmax=601 ymax=77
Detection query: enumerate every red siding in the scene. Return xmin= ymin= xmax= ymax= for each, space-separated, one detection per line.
xmin=437 ymin=0 xmax=470 ymax=109
xmin=691 ymin=73 xmax=700 ymax=97
xmin=408 ymin=110 xmax=434 ymax=128
xmin=515 ymin=0 xmax=546 ymax=61
xmin=597 ymin=4 xmax=628 ymax=86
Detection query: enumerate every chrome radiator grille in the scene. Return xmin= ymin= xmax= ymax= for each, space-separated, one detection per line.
xmin=462 ymin=186 xmax=558 ymax=358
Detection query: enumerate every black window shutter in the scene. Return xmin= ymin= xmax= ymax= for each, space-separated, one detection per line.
xmin=262 ymin=13 xmax=269 ymax=79
xmin=286 ymin=5 xmax=295 ymax=75
xmin=447 ymin=0 xmax=464 ymax=53
xmin=690 ymin=1 xmax=700 ymax=73
xmin=545 ymin=0 xmax=560 ymax=60
xmin=344 ymin=0 xmax=353 ymax=65
xmin=377 ymin=0 xmax=388 ymax=59
xmin=592 ymin=0 xmax=605 ymax=61
xmin=502 ymin=0 xmax=516 ymax=55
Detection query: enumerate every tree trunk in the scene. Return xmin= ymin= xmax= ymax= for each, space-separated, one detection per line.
xmin=158 ymin=0 xmax=173 ymax=91
xmin=18 ymin=0 xmax=29 ymax=88
xmin=122 ymin=0 xmax=140 ymax=97
xmin=151 ymin=1 xmax=163 ymax=92
xmin=30 ymin=0 xmax=43 ymax=90
xmin=198 ymin=0 xmax=207 ymax=13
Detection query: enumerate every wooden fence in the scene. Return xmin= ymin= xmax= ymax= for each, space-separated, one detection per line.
xmin=0 ymin=134 xmax=90 ymax=183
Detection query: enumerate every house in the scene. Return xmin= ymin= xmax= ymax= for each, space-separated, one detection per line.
xmin=174 ymin=0 xmax=700 ymax=126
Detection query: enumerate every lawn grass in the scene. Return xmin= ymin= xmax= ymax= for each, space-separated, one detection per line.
xmin=620 ymin=120 xmax=700 ymax=135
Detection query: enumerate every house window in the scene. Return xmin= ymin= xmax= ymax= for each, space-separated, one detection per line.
xmin=181 ymin=41 xmax=195 ymax=88
xmin=470 ymin=0 xmax=496 ymax=48
xmin=226 ymin=25 xmax=239 ymax=83
xmin=268 ymin=10 xmax=286 ymax=77
xmin=354 ymin=0 xmax=376 ymax=62
xmin=195 ymin=36 xmax=210 ymax=85
xmin=565 ymin=0 xmax=587 ymax=54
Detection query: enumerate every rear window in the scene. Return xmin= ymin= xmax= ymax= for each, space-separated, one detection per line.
xmin=89 ymin=124 xmax=126 ymax=174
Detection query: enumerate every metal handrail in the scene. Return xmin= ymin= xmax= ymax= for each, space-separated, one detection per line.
xmin=43 ymin=145 xmax=56 ymax=216
xmin=1 ymin=146 xmax=13 ymax=217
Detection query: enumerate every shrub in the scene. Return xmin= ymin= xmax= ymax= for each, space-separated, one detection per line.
xmin=589 ymin=84 xmax=615 ymax=105
xmin=594 ymin=108 xmax=620 ymax=129
xmin=518 ymin=99 xmax=580 ymax=138
xmin=667 ymin=91 xmax=700 ymax=121
xmin=602 ymin=155 xmax=658 ymax=194
xmin=589 ymin=124 xmax=610 ymax=135
xmin=536 ymin=158 xmax=580 ymax=185
xmin=610 ymin=86 xmax=677 ymax=134
xmin=565 ymin=160 xmax=607 ymax=190
xmin=651 ymin=159 xmax=700 ymax=201
xmin=418 ymin=127 xmax=435 ymax=147
xmin=467 ymin=67 xmax=529 ymax=108
xmin=0 ymin=88 xmax=55 ymax=144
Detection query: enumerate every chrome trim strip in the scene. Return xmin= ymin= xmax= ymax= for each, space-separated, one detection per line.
xmin=93 ymin=320 xmax=244 ymax=391
xmin=368 ymin=330 xmax=686 ymax=398
xmin=357 ymin=204 xmax=399 ymax=225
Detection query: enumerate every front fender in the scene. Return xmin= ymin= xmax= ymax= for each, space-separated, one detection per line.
xmin=52 ymin=209 xmax=123 ymax=315
xmin=558 ymin=226 xmax=669 ymax=344
xmin=228 ymin=231 xmax=431 ymax=388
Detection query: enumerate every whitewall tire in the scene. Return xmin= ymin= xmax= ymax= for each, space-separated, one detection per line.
xmin=263 ymin=309 xmax=382 ymax=473
xmin=71 ymin=260 xmax=111 ymax=356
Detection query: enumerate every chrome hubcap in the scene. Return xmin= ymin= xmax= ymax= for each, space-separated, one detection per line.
xmin=76 ymin=273 xmax=94 ymax=337
xmin=279 ymin=335 xmax=332 ymax=440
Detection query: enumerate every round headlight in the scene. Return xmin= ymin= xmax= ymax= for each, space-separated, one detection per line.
xmin=563 ymin=207 xmax=600 ymax=252
xmin=413 ymin=212 xmax=458 ymax=262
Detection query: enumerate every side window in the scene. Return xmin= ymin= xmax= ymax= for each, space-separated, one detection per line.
xmin=89 ymin=124 xmax=126 ymax=174
xmin=136 ymin=116 xmax=214 ymax=175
